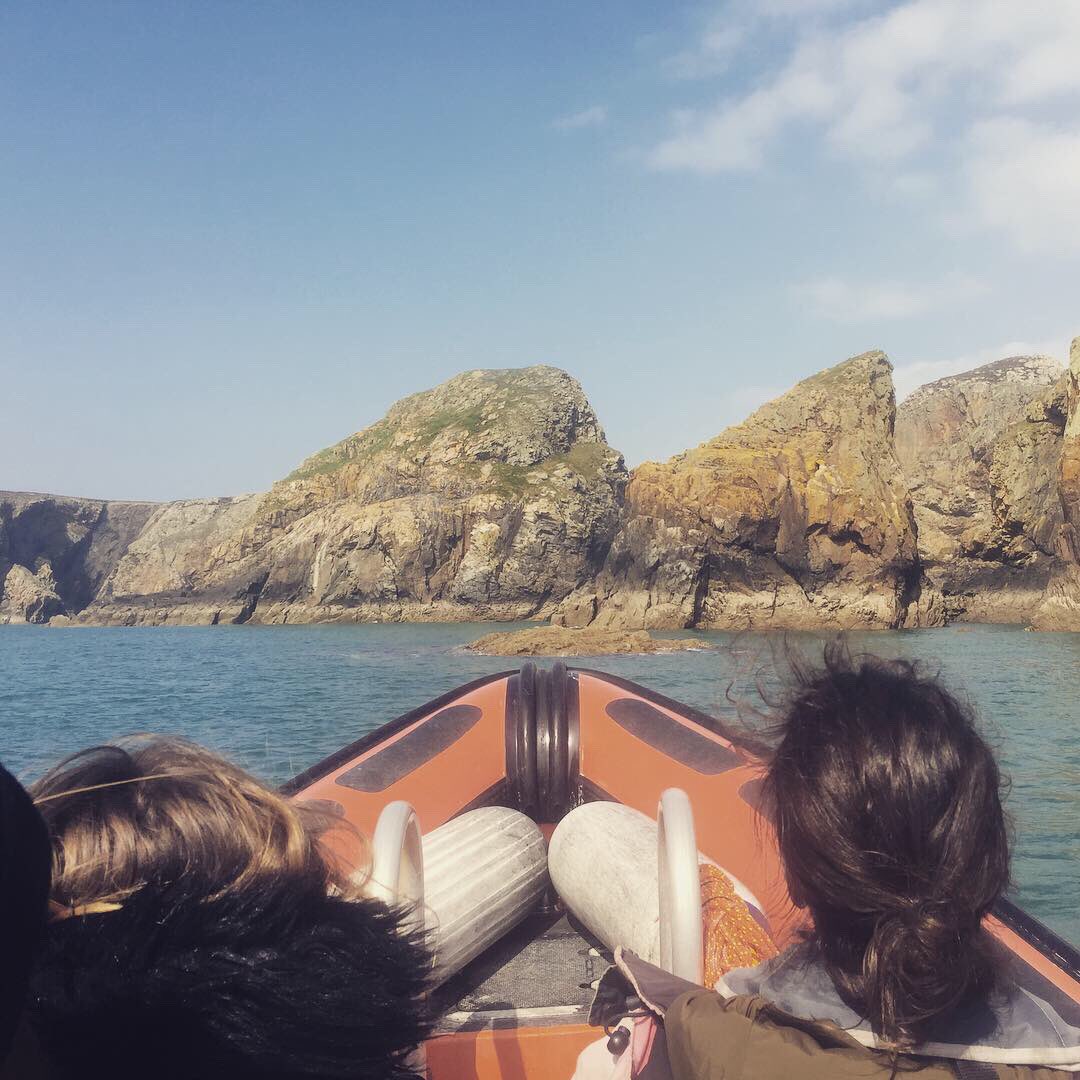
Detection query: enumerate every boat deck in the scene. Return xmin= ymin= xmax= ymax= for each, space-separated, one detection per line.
xmin=433 ymin=909 xmax=611 ymax=1032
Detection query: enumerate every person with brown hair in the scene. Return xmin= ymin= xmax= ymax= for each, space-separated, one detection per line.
xmin=26 ymin=736 xmax=431 ymax=1080
xmin=661 ymin=645 xmax=1080 ymax=1078
xmin=578 ymin=645 xmax=1080 ymax=1080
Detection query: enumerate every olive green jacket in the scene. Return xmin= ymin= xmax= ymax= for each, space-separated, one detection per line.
xmin=666 ymin=989 xmax=1071 ymax=1080
xmin=598 ymin=950 xmax=1078 ymax=1080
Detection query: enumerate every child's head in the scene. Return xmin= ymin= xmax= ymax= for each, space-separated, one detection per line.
xmin=764 ymin=644 xmax=1010 ymax=1048
xmin=29 ymin=736 xmax=430 ymax=1080
xmin=32 ymin=734 xmax=356 ymax=912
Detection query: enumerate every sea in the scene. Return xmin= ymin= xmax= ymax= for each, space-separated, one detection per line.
xmin=2 ymin=622 xmax=1078 ymax=946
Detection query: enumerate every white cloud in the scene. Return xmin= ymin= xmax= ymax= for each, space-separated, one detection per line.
xmin=892 ymin=336 xmax=1068 ymax=401
xmin=792 ymin=272 xmax=986 ymax=323
xmin=660 ymin=0 xmax=867 ymax=81
xmin=756 ymin=0 xmax=865 ymax=14
xmin=664 ymin=24 xmax=746 ymax=80
xmin=553 ymin=105 xmax=608 ymax=131
xmin=649 ymin=0 xmax=1080 ymax=252
xmin=963 ymin=119 xmax=1080 ymax=254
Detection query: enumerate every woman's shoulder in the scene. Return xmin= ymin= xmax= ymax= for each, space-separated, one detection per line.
xmin=665 ymin=989 xmax=960 ymax=1080
xmin=719 ymin=945 xmax=1080 ymax=1055
xmin=666 ymin=987 xmax=1080 ymax=1080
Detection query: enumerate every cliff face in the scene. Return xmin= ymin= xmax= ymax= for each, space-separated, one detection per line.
xmin=78 ymin=366 xmax=628 ymax=625
xmin=0 ymin=493 xmax=157 ymax=623
xmin=557 ymin=351 xmax=924 ymax=630
xmin=1033 ymin=338 xmax=1080 ymax=629
xmin=895 ymin=356 xmax=1066 ymax=623
xmin=10 ymin=343 xmax=1080 ymax=631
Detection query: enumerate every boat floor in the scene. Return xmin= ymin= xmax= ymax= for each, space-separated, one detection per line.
xmin=433 ymin=909 xmax=612 ymax=1032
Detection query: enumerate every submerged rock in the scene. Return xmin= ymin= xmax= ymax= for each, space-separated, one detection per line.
xmin=561 ymin=351 xmax=922 ymax=630
xmin=464 ymin=625 xmax=713 ymax=656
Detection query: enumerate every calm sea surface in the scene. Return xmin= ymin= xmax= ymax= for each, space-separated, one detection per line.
xmin=2 ymin=622 xmax=1078 ymax=945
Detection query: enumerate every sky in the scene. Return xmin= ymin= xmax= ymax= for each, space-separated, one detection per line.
xmin=3 ymin=1 xmax=1080 ymax=501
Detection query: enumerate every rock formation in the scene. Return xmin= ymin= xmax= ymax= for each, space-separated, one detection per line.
xmin=895 ymin=356 xmax=1066 ymax=623
xmin=0 ymin=493 xmax=156 ymax=623
xmin=1032 ymin=337 xmax=1080 ymax=629
xmin=464 ymin=625 xmax=712 ymax=656
xmin=76 ymin=366 xmax=628 ymax=625
xmin=557 ymin=351 xmax=924 ymax=630
xmin=8 ymin=342 xmax=1080 ymax=631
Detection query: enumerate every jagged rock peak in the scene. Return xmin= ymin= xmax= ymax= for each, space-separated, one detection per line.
xmin=567 ymin=349 xmax=921 ymax=632
xmin=286 ymin=365 xmax=610 ymax=486
xmin=904 ymin=354 xmax=1063 ymax=404
xmin=702 ymin=349 xmax=893 ymax=452
xmin=895 ymin=352 xmax=1070 ymax=625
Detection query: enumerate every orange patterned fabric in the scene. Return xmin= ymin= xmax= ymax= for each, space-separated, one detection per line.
xmin=700 ymin=863 xmax=778 ymax=987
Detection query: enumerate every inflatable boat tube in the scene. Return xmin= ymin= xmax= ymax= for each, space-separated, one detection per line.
xmin=548 ymin=800 xmax=764 ymax=969
xmin=369 ymin=800 xmax=425 ymax=932
xmin=422 ymin=806 xmax=548 ymax=986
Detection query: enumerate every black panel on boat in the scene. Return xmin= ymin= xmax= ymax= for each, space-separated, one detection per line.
xmin=335 ymin=704 xmax=482 ymax=793
xmin=605 ymin=698 xmax=740 ymax=774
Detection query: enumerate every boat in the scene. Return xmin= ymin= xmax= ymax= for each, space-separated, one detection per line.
xmin=281 ymin=662 xmax=1080 ymax=1079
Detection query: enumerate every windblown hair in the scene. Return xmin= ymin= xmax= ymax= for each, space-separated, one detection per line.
xmin=28 ymin=736 xmax=431 ymax=1080
xmin=763 ymin=644 xmax=1010 ymax=1050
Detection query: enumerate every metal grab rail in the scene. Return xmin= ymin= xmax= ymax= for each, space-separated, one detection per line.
xmin=657 ymin=787 xmax=704 ymax=983
xmin=370 ymin=800 xmax=425 ymax=934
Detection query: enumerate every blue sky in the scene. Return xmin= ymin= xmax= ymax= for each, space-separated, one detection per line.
xmin=4 ymin=1 xmax=1079 ymax=500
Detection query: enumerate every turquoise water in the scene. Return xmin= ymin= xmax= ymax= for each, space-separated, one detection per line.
xmin=2 ymin=622 xmax=1078 ymax=945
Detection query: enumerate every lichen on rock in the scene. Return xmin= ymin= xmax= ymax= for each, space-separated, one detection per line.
xmin=562 ymin=351 xmax=922 ymax=630
xmin=77 ymin=366 xmax=628 ymax=625
xmin=895 ymin=355 xmax=1065 ymax=624
xmin=9 ymin=341 xmax=1080 ymax=631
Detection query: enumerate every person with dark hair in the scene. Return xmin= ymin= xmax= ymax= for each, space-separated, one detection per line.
xmin=26 ymin=736 xmax=431 ymax=1080
xmin=576 ymin=645 xmax=1080 ymax=1080
xmin=0 ymin=762 xmax=50 ymax=1070
xmin=661 ymin=645 xmax=1080 ymax=1078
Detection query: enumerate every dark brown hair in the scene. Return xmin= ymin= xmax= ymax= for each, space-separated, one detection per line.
xmin=763 ymin=643 xmax=1010 ymax=1049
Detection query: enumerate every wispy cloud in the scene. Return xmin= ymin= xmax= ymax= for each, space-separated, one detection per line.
xmin=553 ymin=105 xmax=608 ymax=131
xmin=663 ymin=24 xmax=746 ymax=80
xmin=649 ymin=1 xmax=1080 ymax=252
xmin=963 ymin=119 xmax=1080 ymax=254
xmin=792 ymin=273 xmax=987 ymax=323
xmin=892 ymin=336 xmax=1068 ymax=401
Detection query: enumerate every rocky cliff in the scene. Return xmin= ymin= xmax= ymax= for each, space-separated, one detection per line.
xmin=0 ymin=493 xmax=157 ymax=623
xmin=556 ymin=351 xmax=924 ymax=630
xmin=1032 ymin=337 xmax=1080 ymax=629
xmin=895 ymin=356 xmax=1066 ymax=623
xmin=9 ymin=343 xmax=1080 ymax=631
xmin=75 ymin=366 xmax=628 ymax=625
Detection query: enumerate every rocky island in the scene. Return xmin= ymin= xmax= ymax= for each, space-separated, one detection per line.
xmin=464 ymin=625 xmax=713 ymax=656
xmin=4 ymin=336 xmax=1080 ymax=631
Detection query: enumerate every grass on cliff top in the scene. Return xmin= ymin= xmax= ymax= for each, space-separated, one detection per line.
xmin=279 ymin=432 xmax=614 ymax=504
xmin=283 ymin=377 xmax=608 ymax=489
xmin=284 ymin=397 xmax=509 ymax=486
